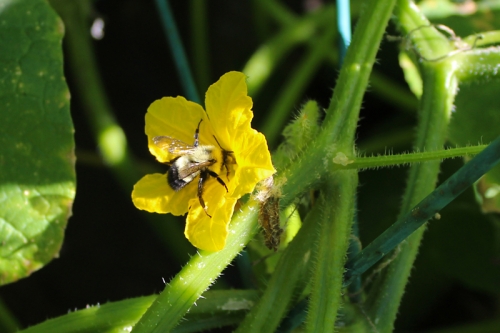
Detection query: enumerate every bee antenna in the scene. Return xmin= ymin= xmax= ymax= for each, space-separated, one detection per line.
xmin=194 ymin=119 xmax=204 ymax=147
xmin=213 ymin=135 xmax=222 ymax=148
xmin=213 ymin=135 xmax=232 ymax=152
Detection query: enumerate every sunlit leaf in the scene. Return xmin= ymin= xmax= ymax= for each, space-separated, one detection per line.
xmin=0 ymin=0 xmax=75 ymax=285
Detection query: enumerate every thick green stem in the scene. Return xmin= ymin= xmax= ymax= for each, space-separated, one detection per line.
xmin=131 ymin=201 xmax=259 ymax=333
xmin=306 ymin=170 xmax=358 ymax=333
xmin=455 ymin=48 xmax=500 ymax=84
xmin=365 ymin=66 xmax=455 ymax=333
xmin=363 ymin=1 xmax=458 ymax=330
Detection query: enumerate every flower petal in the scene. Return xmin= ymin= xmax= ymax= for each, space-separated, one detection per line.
xmin=229 ymin=130 xmax=276 ymax=198
xmin=184 ymin=180 xmax=237 ymax=251
xmin=205 ymin=71 xmax=253 ymax=151
xmin=146 ymin=96 xmax=211 ymax=163
xmin=132 ymin=173 xmax=197 ymax=215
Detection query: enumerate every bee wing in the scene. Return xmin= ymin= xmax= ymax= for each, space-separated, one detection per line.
xmin=177 ymin=161 xmax=214 ymax=179
xmin=152 ymin=136 xmax=196 ymax=155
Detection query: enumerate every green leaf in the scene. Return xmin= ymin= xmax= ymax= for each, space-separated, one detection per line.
xmin=448 ymin=83 xmax=500 ymax=146
xmin=398 ymin=51 xmax=422 ymax=99
xmin=419 ymin=0 xmax=500 ymax=35
xmin=0 ymin=0 xmax=75 ymax=285
xmin=425 ymin=198 xmax=500 ymax=295
xmin=449 ymin=81 xmax=500 ymax=212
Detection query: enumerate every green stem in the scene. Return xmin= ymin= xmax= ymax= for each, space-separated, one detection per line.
xmin=255 ymin=0 xmax=417 ymax=116
xmin=235 ymin=200 xmax=322 ymax=333
xmin=18 ymin=290 xmax=258 ymax=333
xmin=19 ymin=296 xmax=156 ymax=333
xmin=346 ymin=136 xmax=500 ymax=285
xmin=172 ymin=290 xmax=259 ymax=333
xmin=279 ymin=0 xmax=397 ymax=205
xmin=463 ymin=30 xmax=500 ymax=47
xmin=131 ymin=0 xmax=395 ymax=328
xmin=126 ymin=0 xmax=394 ymax=330
xmin=393 ymin=1 xmax=452 ymax=59
xmin=363 ymin=1 xmax=458 ymax=331
xmin=262 ymin=1 xmax=396 ymax=330
xmin=130 ymin=201 xmax=259 ymax=333
xmin=305 ymin=171 xmax=358 ymax=333
xmin=367 ymin=64 xmax=454 ymax=333
xmin=455 ymin=48 xmax=500 ymax=83
xmin=323 ymin=0 xmax=397 ymax=150
xmin=341 ymin=145 xmax=487 ymax=171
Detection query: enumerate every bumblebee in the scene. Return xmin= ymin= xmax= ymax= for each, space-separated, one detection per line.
xmin=153 ymin=120 xmax=234 ymax=217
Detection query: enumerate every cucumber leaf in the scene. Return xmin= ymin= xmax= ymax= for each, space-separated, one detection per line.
xmin=0 ymin=0 xmax=75 ymax=285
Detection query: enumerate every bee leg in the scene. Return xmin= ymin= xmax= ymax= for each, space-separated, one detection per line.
xmin=193 ymin=119 xmax=203 ymax=147
xmin=219 ymin=148 xmax=234 ymax=180
xmin=207 ymin=170 xmax=228 ymax=192
xmin=198 ymin=171 xmax=212 ymax=218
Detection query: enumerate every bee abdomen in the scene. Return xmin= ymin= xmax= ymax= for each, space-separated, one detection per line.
xmin=167 ymin=164 xmax=188 ymax=191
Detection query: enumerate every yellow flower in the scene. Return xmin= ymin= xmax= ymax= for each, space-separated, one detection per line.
xmin=132 ymin=71 xmax=275 ymax=251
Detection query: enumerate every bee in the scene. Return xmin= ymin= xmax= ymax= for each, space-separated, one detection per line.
xmin=153 ymin=119 xmax=234 ymax=218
